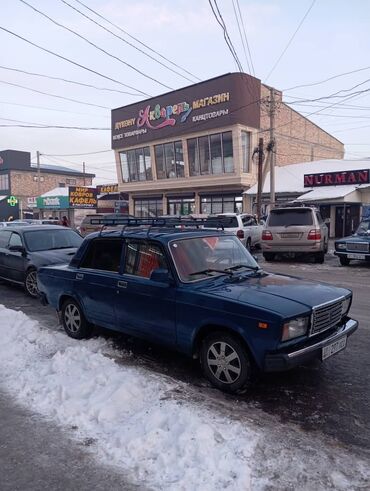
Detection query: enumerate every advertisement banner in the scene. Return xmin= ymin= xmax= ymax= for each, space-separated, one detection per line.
xmin=69 ymin=186 xmax=98 ymax=208
xmin=36 ymin=195 xmax=70 ymax=209
xmin=96 ymin=184 xmax=119 ymax=194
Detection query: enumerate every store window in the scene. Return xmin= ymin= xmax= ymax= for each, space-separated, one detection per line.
xmin=155 ymin=141 xmax=184 ymax=179
xmin=119 ymin=146 xmax=152 ymax=183
xmin=201 ymin=195 xmax=243 ymax=214
xmin=168 ymin=198 xmax=195 ymax=216
xmin=241 ymin=131 xmax=251 ymax=173
xmin=134 ymin=198 xmax=163 ymax=217
xmin=187 ymin=131 xmax=234 ymax=176
xmin=0 ymin=173 xmax=9 ymax=190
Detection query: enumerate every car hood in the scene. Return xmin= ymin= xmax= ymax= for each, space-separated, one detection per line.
xmin=336 ymin=234 xmax=370 ymax=243
xmin=31 ymin=248 xmax=78 ymax=266
xmin=197 ymin=272 xmax=350 ymax=317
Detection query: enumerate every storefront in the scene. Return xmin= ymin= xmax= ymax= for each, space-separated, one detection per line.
xmin=111 ymin=73 xmax=343 ymax=217
xmin=246 ymin=159 xmax=370 ymax=237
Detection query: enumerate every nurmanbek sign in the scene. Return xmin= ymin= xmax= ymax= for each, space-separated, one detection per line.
xmin=304 ymin=169 xmax=370 ymax=188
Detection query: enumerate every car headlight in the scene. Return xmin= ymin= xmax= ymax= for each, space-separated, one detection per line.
xmin=341 ymin=297 xmax=351 ymax=316
xmin=282 ymin=317 xmax=309 ymax=341
xmin=336 ymin=243 xmax=346 ymax=250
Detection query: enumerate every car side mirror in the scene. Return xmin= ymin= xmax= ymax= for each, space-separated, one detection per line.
xmin=150 ymin=268 xmax=171 ymax=283
xmin=8 ymin=245 xmax=25 ymax=254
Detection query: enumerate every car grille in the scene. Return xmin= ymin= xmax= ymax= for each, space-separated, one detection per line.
xmin=311 ymin=299 xmax=343 ymax=336
xmin=346 ymin=242 xmax=369 ymax=253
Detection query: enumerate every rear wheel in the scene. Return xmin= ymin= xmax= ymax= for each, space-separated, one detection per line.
xmin=200 ymin=332 xmax=252 ymax=393
xmin=263 ymin=252 xmax=275 ymax=262
xmin=246 ymin=238 xmax=252 ymax=251
xmin=24 ymin=268 xmax=39 ymax=298
xmin=61 ymin=299 xmax=92 ymax=339
xmin=314 ymin=251 xmax=325 ymax=264
xmin=339 ymin=256 xmax=350 ymax=266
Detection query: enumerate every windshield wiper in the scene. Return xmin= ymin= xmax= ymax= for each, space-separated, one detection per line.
xmin=48 ymin=246 xmax=75 ymax=250
xmin=225 ymin=264 xmax=260 ymax=272
xmin=189 ymin=268 xmax=233 ymax=277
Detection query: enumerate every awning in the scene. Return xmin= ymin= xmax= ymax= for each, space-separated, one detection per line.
xmin=295 ymin=185 xmax=358 ymax=201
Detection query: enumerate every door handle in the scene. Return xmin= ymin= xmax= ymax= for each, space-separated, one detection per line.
xmin=117 ymin=280 xmax=127 ymax=289
xmin=76 ymin=273 xmax=84 ymax=280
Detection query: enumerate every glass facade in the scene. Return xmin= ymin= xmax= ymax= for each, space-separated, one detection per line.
xmin=155 ymin=141 xmax=184 ymax=179
xmin=120 ymin=146 xmax=152 ymax=182
xmin=134 ymin=198 xmax=163 ymax=217
xmin=241 ymin=131 xmax=251 ymax=173
xmin=168 ymin=198 xmax=195 ymax=216
xmin=201 ymin=195 xmax=243 ymax=214
xmin=187 ymin=131 xmax=234 ymax=176
xmin=0 ymin=173 xmax=9 ymax=191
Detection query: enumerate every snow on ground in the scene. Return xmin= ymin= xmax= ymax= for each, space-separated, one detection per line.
xmin=0 ymin=304 xmax=369 ymax=490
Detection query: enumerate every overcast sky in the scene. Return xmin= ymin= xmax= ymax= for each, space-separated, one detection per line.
xmin=0 ymin=0 xmax=369 ymax=184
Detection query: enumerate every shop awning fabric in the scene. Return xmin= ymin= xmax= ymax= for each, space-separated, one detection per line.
xmin=295 ymin=185 xmax=358 ymax=201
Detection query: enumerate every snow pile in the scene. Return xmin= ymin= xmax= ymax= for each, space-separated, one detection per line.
xmin=0 ymin=304 xmax=369 ymax=490
xmin=0 ymin=305 xmax=257 ymax=490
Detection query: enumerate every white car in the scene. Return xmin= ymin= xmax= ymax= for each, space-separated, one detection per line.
xmin=204 ymin=213 xmax=263 ymax=250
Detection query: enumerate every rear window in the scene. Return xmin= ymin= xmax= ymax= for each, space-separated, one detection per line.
xmin=204 ymin=216 xmax=238 ymax=228
xmin=268 ymin=209 xmax=313 ymax=226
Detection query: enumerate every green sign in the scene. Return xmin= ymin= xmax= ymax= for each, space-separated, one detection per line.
xmin=36 ymin=195 xmax=70 ymax=209
xmin=7 ymin=196 xmax=18 ymax=207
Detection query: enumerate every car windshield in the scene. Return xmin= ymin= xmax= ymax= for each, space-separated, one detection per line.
xmin=356 ymin=220 xmax=370 ymax=235
xmin=24 ymin=229 xmax=83 ymax=252
xmin=169 ymin=235 xmax=258 ymax=282
xmin=268 ymin=209 xmax=313 ymax=226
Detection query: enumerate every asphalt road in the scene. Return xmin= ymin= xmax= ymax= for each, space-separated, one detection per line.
xmin=0 ymin=249 xmax=369 ymax=485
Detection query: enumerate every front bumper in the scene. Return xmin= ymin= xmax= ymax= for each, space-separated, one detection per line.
xmin=334 ymin=251 xmax=370 ymax=261
xmin=264 ymin=318 xmax=358 ymax=371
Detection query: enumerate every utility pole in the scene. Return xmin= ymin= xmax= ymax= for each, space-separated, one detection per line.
xmin=36 ymin=150 xmax=41 ymax=196
xmin=83 ymin=161 xmax=86 ymax=186
xmin=269 ymin=86 xmax=276 ymax=209
xmin=256 ymin=137 xmax=264 ymax=221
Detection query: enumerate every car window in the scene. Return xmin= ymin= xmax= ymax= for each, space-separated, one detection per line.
xmin=204 ymin=216 xmax=239 ymax=228
xmin=80 ymin=238 xmax=124 ymax=272
xmin=356 ymin=220 xmax=370 ymax=234
xmin=242 ymin=216 xmax=256 ymax=226
xmin=268 ymin=209 xmax=313 ymax=226
xmin=0 ymin=231 xmax=12 ymax=248
xmin=124 ymin=241 xmax=168 ymax=278
xmin=23 ymin=229 xmax=83 ymax=252
xmin=9 ymin=233 xmax=23 ymax=248
xmin=315 ymin=212 xmax=324 ymax=224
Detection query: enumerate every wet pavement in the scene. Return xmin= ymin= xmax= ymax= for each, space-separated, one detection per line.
xmin=0 ymin=250 xmax=369 ymax=460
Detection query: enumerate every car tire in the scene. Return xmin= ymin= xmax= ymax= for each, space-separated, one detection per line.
xmin=200 ymin=332 xmax=252 ymax=393
xmin=246 ymin=238 xmax=252 ymax=251
xmin=61 ymin=298 xmax=92 ymax=339
xmin=263 ymin=252 xmax=275 ymax=262
xmin=24 ymin=268 xmax=39 ymax=298
xmin=314 ymin=252 xmax=325 ymax=264
xmin=324 ymin=241 xmax=328 ymax=254
xmin=339 ymin=256 xmax=350 ymax=266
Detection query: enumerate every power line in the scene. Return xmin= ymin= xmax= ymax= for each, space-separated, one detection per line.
xmin=0 ymin=116 xmax=109 ymax=130
xmin=0 ymin=25 xmax=150 ymax=96
xmin=73 ymin=0 xmax=201 ymax=82
xmin=43 ymin=150 xmax=113 ymax=156
xmin=0 ymin=65 xmax=142 ymax=96
xmin=0 ymin=79 xmax=110 ymax=109
xmin=208 ymin=0 xmax=244 ymax=72
xmin=284 ymin=65 xmax=370 ymax=92
xmin=265 ymin=0 xmax=317 ymax=82
xmin=0 ymin=99 xmax=110 ymax=118
xmin=231 ymin=0 xmax=252 ymax=74
xmin=19 ymin=0 xmax=173 ymax=91
xmin=59 ymin=0 xmax=198 ymax=84
xmin=235 ymin=0 xmax=255 ymax=75
xmin=286 ymin=79 xmax=370 ymax=104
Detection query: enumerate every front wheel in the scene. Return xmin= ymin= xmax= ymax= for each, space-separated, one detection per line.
xmin=24 ymin=268 xmax=39 ymax=298
xmin=263 ymin=252 xmax=275 ymax=262
xmin=200 ymin=332 xmax=252 ymax=393
xmin=339 ymin=256 xmax=350 ymax=266
xmin=61 ymin=299 xmax=92 ymax=339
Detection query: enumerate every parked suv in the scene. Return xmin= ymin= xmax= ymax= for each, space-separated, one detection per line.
xmin=204 ymin=213 xmax=263 ymax=250
xmin=261 ymin=206 xmax=328 ymax=263
xmin=37 ymin=218 xmax=357 ymax=394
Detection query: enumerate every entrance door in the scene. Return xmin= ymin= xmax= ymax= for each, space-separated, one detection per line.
xmin=335 ymin=205 xmax=360 ymax=237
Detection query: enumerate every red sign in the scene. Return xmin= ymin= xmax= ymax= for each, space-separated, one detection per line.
xmin=304 ymin=169 xmax=369 ymax=187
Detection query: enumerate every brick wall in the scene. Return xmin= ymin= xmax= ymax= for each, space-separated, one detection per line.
xmin=260 ymin=85 xmax=344 ymax=166
xmin=10 ymin=170 xmax=93 ymax=209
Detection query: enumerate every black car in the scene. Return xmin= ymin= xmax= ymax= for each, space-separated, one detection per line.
xmin=0 ymin=225 xmax=83 ymax=297
xmin=334 ymin=218 xmax=370 ymax=266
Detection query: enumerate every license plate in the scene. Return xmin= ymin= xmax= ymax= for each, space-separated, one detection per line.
xmin=347 ymin=253 xmax=366 ymax=260
xmin=322 ymin=336 xmax=347 ymax=360
xmin=281 ymin=233 xmax=299 ymax=238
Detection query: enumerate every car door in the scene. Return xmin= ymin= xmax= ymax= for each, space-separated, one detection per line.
xmin=73 ymin=237 xmax=124 ymax=329
xmin=0 ymin=230 xmax=13 ymax=279
xmin=115 ymin=239 xmax=176 ymax=346
xmin=4 ymin=232 xmax=27 ymax=282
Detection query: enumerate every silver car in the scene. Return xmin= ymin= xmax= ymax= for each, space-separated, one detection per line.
xmin=261 ymin=206 xmax=328 ymax=263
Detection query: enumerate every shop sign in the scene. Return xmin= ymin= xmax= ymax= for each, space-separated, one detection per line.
xmin=27 ymin=197 xmax=37 ymax=208
xmin=7 ymin=195 xmax=18 ymax=207
xmin=69 ymin=186 xmax=98 ymax=208
xmin=97 ymin=184 xmax=119 ymax=194
xmin=36 ymin=195 xmax=69 ymax=209
xmin=111 ymin=73 xmax=261 ymax=148
xmin=304 ymin=169 xmax=370 ymax=188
